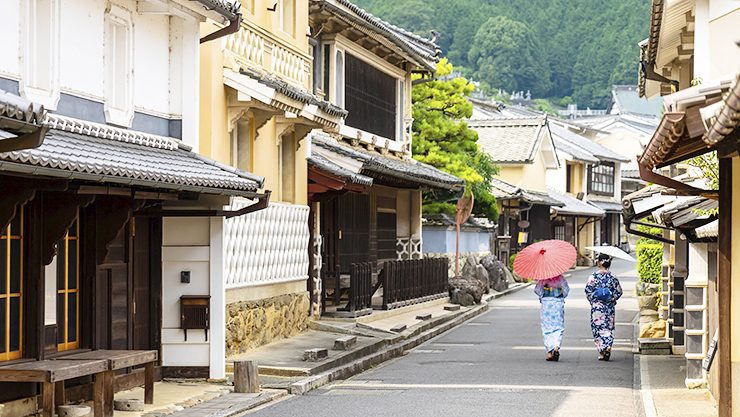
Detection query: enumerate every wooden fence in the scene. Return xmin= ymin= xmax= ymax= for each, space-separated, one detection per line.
xmin=381 ymin=258 xmax=448 ymax=310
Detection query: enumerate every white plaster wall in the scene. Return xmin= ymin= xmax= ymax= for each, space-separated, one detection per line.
xmin=59 ymin=0 xmax=106 ymax=99
xmin=708 ymin=7 xmax=740 ymax=79
xmin=7 ymin=0 xmax=201 ymax=134
xmin=546 ymin=158 xmax=567 ymax=193
xmin=133 ymin=12 xmax=170 ymax=114
xmin=161 ymin=217 xmax=212 ymax=369
xmin=0 ymin=1 xmax=21 ymax=79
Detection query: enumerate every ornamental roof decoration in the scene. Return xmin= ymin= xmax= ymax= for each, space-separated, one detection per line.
xmin=194 ymin=0 xmax=241 ymax=20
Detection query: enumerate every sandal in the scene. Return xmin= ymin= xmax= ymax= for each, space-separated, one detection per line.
xmin=603 ymin=350 xmax=611 ymax=362
xmin=552 ymin=350 xmax=560 ymax=362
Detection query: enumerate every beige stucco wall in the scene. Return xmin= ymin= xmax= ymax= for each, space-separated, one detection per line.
xmin=199 ymin=22 xmax=230 ymax=165
xmin=709 ymin=8 xmax=740 ymax=80
xmin=596 ymin=132 xmax=644 ymax=170
xmin=498 ymin=159 xmax=549 ymax=192
xmin=240 ymin=0 xmax=308 ymax=55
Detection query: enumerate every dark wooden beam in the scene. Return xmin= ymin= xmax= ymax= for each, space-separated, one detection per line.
xmin=24 ymin=195 xmax=45 ymax=360
xmin=41 ymin=191 xmax=97 ymax=265
xmin=718 ymin=157 xmax=732 ymax=417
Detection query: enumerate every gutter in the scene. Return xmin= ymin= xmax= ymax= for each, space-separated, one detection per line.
xmin=199 ymin=0 xmax=242 ymax=44
xmin=134 ymin=190 xmax=272 ymax=218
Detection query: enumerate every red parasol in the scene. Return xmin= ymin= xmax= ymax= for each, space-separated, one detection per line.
xmin=513 ymin=239 xmax=577 ymax=280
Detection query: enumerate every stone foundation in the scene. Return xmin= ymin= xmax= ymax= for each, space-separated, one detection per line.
xmin=424 ymin=251 xmax=491 ymax=278
xmin=225 ymin=292 xmax=310 ymax=356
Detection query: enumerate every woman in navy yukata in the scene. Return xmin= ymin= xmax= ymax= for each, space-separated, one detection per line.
xmin=585 ymin=253 xmax=623 ymax=361
xmin=534 ymin=274 xmax=570 ymax=361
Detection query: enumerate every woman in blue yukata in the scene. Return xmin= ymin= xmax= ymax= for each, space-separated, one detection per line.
xmin=534 ymin=274 xmax=570 ymax=361
xmin=584 ymin=253 xmax=623 ymax=361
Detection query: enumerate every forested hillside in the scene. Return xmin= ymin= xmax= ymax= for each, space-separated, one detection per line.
xmin=353 ymin=0 xmax=651 ymax=107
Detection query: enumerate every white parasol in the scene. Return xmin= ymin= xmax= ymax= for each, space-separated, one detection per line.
xmin=585 ymin=245 xmax=637 ymax=262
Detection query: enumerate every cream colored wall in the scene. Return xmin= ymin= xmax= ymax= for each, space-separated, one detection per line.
xmin=199 ymin=22 xmax=230 ymax=165
xmin=709 ymin=8 xmax=740 ymax=79
xmin=498 ymin=159 xmax=548 ymax=192
xmin=241 ymin=0 xmax=308 ymax=54
xmin=577 ymin=219 xmax=595 ymax=255
xmin=596 ymin=132 xmax=643 ymax=170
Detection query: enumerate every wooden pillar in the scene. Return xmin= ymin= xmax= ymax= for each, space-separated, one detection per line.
xmin=718 ymin=157 xmax=732 ymax=417
xmin=233 ymin=360 xmax=259 ymax=393
xmin=24 ymin=194 xmax=45 ymax=360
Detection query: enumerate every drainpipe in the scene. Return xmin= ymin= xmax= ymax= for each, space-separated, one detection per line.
xmin=200 ymin=13 xmax=242 ymax=44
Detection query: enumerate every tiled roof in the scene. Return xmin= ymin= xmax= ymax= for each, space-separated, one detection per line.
xmin=311 ymin=133 xmax=464 ymax=191
xmin=652 ymin=196 xmax=717 ymax=228
xmin=467 ymin=98 xmax=543 ymax=120
xmin=696 ymin=219 xmax=718 ymax=238
xmin=469 ymin=116 xmax=548 ymax=164
xmin=307 ymin=153 xmax=373 ymax=186
xmin=621 ymin=169 xmax=641 ymax=179
xmin=552 ymin=135 xmax=599 ymax=164
xmin=547 ymin=187 xmax=605 ymax=217
xmin=314 ymin=0 xmax=440 ymax=72
xmin=423 ymin=213 xmax=495 ymax=229
xmin=239 ymin=68 xmax=347 ymax=118
xmin=549 ymin=124 xmax=630 ymax=163
xmin=489 ymin=177 xmax=563 ymax=207
xmin=0 ymin=89 xmax=46 ymax=127
xmin=588 ymin=198 xmax=624 ymax=213
xmin=0 ymin=118 xmax=263 ymax=196
xmin=607 ymin=85 xmax=664 ymax=117
xmin=195 ymin=0 xmax=241 ymax=20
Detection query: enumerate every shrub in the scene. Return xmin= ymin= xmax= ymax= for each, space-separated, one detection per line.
xmin=636 ymin=242 xmax=662 ymax=284
xmin=509 ymin=252 xmax=517 ymax=272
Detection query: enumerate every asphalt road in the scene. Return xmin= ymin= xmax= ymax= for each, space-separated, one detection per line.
xmin=248 ymin=260 xmax=641 ymax=417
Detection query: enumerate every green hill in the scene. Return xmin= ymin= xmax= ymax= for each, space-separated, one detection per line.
xmin=354 ymin=0 xmax=650 ymax=108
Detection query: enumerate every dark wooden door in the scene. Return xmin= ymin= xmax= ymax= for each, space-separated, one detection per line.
xmin=336 ymin=193 xmax=370 ymax=271
xmin=97 ymin=224 xmax=131 ymax=351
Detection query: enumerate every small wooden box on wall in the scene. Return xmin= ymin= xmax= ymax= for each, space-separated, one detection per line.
xmin=180 ymin=295 xmax=210 ymax=342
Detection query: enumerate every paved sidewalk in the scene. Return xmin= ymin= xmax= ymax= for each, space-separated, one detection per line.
xmin=640 ymin=355 xmax=717 ymax=417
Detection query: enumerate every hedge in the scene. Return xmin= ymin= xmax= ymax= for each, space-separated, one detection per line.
xmin=509 ymin=252 xmax=517 ymax=272
xmin=636 ymin=242 xmax=662 ymax=284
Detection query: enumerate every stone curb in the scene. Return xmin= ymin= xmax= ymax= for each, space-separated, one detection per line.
xmin=288 ymin=301 xmax=491 ymax=395
xmin=204 ymin=390 xmax=288 ymax=417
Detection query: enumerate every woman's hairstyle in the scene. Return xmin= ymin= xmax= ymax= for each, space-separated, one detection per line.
xmin=597 ymin=253 xmax=612 ymax=269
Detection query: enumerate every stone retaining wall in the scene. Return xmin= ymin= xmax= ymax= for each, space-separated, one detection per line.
xmin=225 ymin=292 xmax=310 ymax=356
xmin=424 ymin=251 xmax=491 ymax=277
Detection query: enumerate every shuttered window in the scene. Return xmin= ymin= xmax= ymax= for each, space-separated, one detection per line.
xmin=0 ymin=210 xmax=23 ymax=361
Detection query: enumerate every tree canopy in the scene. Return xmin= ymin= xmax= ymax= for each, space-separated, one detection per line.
xmin=412 ymin=59 xmax=500 ymax=221
xmin=354 ymin=0 xmax=650 ymax=108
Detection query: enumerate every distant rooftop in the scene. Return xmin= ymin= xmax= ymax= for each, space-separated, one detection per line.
xmin=606 ymin=85 xmax=664 ymax=118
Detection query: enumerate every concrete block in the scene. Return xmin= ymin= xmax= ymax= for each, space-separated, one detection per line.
xmin=390 ymin=324 xmax=407 ymax=333
xmin=114 ymin=399 xmax=145 ymax=412
xmin=334 ymin=335 xmax=357 ymax=350
xmin=303 ymin=348 xmax=329 ymax=361
xmin=639 ymin=338 xmax=672 ymax=355
xmin=416 ymin=313 xmax=432 ymax=320
xmin=57 ymin=405 xmax=91 ymax=417
xmin=444 ymin=305 xmax=460 ymax=311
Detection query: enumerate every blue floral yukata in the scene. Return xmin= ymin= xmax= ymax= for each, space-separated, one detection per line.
xmin=584 ymin=271 xmax=623 ymax=352
xmin=534 ymin=275 xmax=569 ymax=352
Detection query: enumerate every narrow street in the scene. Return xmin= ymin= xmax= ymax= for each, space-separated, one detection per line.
xmin=248 ymin=261 xmax=639 ymax=417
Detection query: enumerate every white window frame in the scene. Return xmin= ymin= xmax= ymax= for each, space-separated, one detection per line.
xmin=104 ymin=5 xmax=134 ymax=127
xmin=20 ymin=0 xmax=61 ymax=110
xmin=279 ymin=0 xmax=295 ymax=37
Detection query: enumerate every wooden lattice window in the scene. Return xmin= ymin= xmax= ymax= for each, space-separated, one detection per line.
xmin=0 ymin=211 xmax=23 ymax=361
xmin=588 ymin=162 xmax=615 ymax=196
xmin=344 ymin=54 xmax=397 ymax=140
xmin=57 ymin=215 xmax=79 ymax=351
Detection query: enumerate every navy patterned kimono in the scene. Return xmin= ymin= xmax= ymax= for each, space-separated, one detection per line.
xmin=584 ymin=271 xmax=623 ymax=352
xmin=534 ymin=275 xmax=570 ymax=352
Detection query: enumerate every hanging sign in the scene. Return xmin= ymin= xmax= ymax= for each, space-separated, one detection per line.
xmin=703 ymin=328 xmax=719 ymax=372
xmin=518 ymin=220 xmax=530 ymax=229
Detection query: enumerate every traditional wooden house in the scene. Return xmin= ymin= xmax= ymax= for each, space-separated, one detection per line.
xmin=468 ymin=116 xmax=560 ymax=253
xmin=306 ymin=0 xmax=465 ymax=316
xmin=547 ymin=124 xmax=630 ymax=248
xmin=199 ymin=0 xmax=347 ymax=357
xmin=0 ymin=0 xmax=267 ymax=413
xmin=632 ymin=0 xmax=740 ymax=412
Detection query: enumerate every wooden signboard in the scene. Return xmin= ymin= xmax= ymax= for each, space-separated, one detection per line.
xmin=703 ymin=328 xmax=719 ymax=372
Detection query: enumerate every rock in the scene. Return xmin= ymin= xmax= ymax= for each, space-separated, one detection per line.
xmin=480 ymin=255 xmax=510 ymax=292
xmin=637 ymin=295 xmax=659 ymax=311
xmin=639 ymin=309 xmax=660 ymax=328
xmin=460 ymin=254 xmax=478 ymax=281
xmin=57 ymin=405 xmax=91 ymax=417
xmin=639 ymin=319 xmax=666 ymax=338
xmin=114 ymin=399 xmax=145 ymax=412
xmin=474 ymin=264 xmax=490 ymax=292
xmin=502 ymin=266 xmax=515 ymax=285
xmin=636 ymin=282 xmax=662 ymax=297
xmin=448 ymin=275 xmax=485 ymax=306
xmin=303 ymin=348 xmax=328 ymax=361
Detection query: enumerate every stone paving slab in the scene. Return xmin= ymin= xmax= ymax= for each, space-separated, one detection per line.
xmin=167 ymin=390 xmax=287 ymax=417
